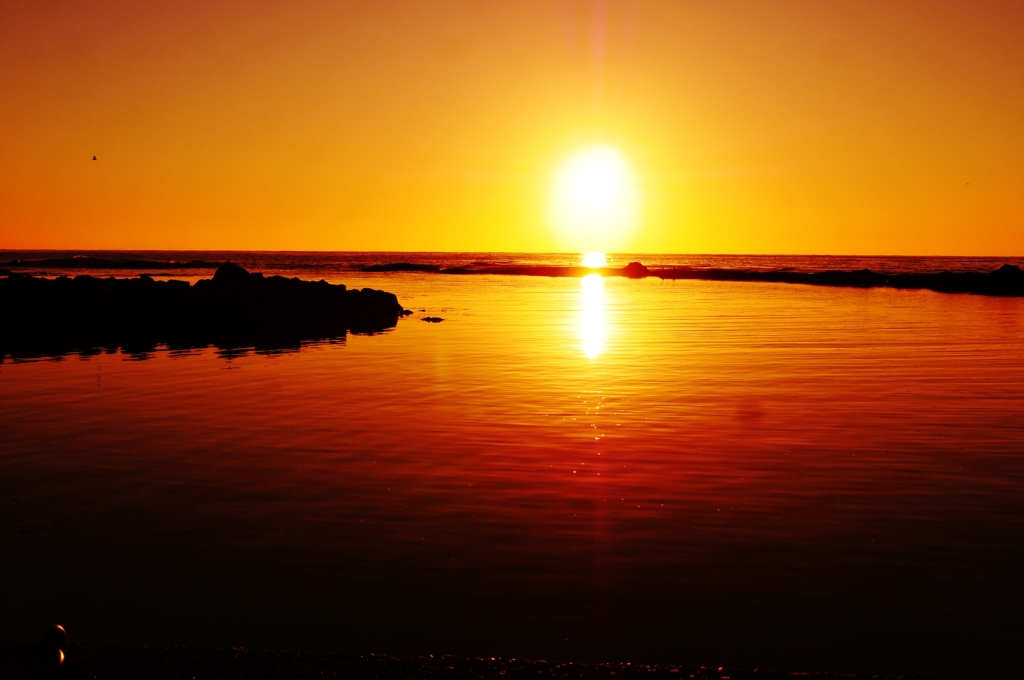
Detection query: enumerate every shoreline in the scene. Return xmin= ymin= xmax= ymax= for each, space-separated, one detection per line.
xmin=0 ymin=643 xmax=940 ymax=680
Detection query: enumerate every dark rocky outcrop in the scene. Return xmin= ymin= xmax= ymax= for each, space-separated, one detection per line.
xmin=435 ymin=261 xmax=1024 ymax=295
xmin=653 ymin=263 xmax=1024 ymax=296
xmin=440 ymin=264 xmax=649 ymax=278
xmin=362 ymin=260 xmax=1024 ymax=296
xmin=0 ymin=264 xmax=410 ymax=359
xmin=621 ymin=261 xmax=650 ymax=278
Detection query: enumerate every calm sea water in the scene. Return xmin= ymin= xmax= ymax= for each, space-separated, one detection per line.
xmin=5 ymin=249 xmax=1024 ymax=276
xmin=2 ymin=253 xmax=1024 ymax=678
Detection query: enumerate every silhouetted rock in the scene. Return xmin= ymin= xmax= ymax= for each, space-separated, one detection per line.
xmin=211 ymin=261 xmax=252 ymax=283
xmin=441 ymin=265 xmax=583 ymax=276
xmin=350 ymin=259 xmax=1024 ymax=297
xmin=422 ymin=316 xmax=444 ymax=322
xmin=0 ymin=264 xmax=409 ymax=360
xmin=441 ymin=263 xmax=653 ymax=278
xmin=653 ymin=264 xmax=1024 ymax=296
xmin=621 ymin=262 xmax=650 ymax=278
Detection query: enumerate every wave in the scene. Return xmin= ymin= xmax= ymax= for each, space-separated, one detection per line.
xmin=1 ymin=256 xmax=222 ymax=270
xmin=361 ymin=263 xmax=443 ymax=272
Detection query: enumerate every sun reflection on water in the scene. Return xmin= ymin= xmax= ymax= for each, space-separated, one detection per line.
xmin=579 ymin=273 xmax=608 ymax=359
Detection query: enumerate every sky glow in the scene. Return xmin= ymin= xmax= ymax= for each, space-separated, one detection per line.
xmin=1 ymin=2 xmax=1023 ymax=253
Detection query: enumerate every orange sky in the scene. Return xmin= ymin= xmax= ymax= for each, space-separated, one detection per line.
xmin=1 ymin=1 xmax=1023 ymax=254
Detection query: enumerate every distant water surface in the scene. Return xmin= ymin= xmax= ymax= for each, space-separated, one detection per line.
xmin=1 ymin=253 xmax=1023 ymax=679
xmin=4 ymin=249 xmax=1024 ymax=277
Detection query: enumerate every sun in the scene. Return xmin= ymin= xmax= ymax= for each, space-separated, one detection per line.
xmin=551 ymin=146 xmax=639 ymax=252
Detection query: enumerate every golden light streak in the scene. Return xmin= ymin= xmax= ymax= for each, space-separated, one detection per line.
xmin=579 ymin=273 xmax=608 ymax=360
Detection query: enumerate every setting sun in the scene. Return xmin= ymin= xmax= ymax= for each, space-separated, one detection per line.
xmin=551 ymin=147 xmax=639 ymax=253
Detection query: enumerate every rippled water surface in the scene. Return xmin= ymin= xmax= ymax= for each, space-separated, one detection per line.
xmin=2 ymin=263 xmax=1024 ymax=678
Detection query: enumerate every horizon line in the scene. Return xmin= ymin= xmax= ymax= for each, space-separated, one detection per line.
xmin=2 ymin=248 xmax=1024 ymax=259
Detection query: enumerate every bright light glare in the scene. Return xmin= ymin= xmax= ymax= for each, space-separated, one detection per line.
xmin=581 ymin=252 xmax=607 ymax=268
xmin=552 ymin=147 xmax=639 ymax=252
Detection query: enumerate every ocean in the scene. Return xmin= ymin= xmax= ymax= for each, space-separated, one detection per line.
xmin=2 ymin=252 xmax=1023 ymax=678
xmin=4 ymin=250 xmax=1024 ymax=277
